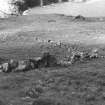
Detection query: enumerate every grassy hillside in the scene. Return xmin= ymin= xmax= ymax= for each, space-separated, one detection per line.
xmin=0 ymin=14 xmax=104 ymax=59
xmin=28 ymin=0 xmax=105 ymax=17
xmin=0 ymin=14 xmax=105 ymax=105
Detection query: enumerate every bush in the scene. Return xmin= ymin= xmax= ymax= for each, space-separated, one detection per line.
xmin=11 ymin=0 xmax=26 ymax=14
xmin=11 ymin=0 xmax=69 ymax=15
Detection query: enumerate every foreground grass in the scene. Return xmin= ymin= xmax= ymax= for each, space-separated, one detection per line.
xmin=0 ymin=14 xmax=105 ymax=105
xmin=1 ymin=59 xmax=105 ymax=105
xmin=0 ymin=43 xmax=104 ymax=105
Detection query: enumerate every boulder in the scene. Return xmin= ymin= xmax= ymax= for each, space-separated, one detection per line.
xmin=14 ymin=60 xmax=34 ymax=72
xmin=1 ymin=62 xmax=11 ymax=73
xmin=90 ymin=48 xmax=98 ymax=59
xmin=1 ymin=59 xmax=18 ymax=72
xmin=70 ymin=51 xmax=84 ymax=63
xmin=9 ymin=59 xmax=19 ymax=70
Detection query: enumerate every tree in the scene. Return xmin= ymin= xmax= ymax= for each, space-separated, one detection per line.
xmin=40 ymin=0 xmax=43 ymax=6
xmin=10 ymin=0 xmax=26 ymax=15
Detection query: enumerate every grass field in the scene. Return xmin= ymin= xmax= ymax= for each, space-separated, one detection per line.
xmin=0 ymin=14 xmax=105 ymax=105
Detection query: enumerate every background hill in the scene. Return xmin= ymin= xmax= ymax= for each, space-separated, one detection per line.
xmin=27 ymin=0 xmax=105 ymax=17
xmin=0 ymin=0 xmax=104 ymax=17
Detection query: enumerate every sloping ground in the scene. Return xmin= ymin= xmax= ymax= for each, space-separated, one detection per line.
xmin=1 ymin=57 xmax=105 ymax=105
xmin=0 ymin=14 xmax=105 ymax=46
xmin=0 ymin=36 xmax=104 ymax=105
xmin=0 ymin=14 xmax=105 ymax=59
xmin=0 ymin=14 xmax=105 ymax=105
xmin=28 ymin=0 xmax=105 ymax=17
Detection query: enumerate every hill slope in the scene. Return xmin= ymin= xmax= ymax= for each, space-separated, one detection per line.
xmin=27 ymin=0 xmax=105 ymax=17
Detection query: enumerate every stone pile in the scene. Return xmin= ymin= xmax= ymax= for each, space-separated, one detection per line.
xmin=59 ymin=48 xmax=99 ymax=65
xmin=0 ymin=52 xmax=57 ymax=73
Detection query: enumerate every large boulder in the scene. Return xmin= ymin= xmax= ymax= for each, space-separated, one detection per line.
xmin=1 ymin=59 xmax=18 ymax=73
xmin=14 ymin=60 xmax=34 ymax=72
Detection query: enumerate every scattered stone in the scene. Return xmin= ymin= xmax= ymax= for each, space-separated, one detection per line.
xmin=26 ymin=88 xmax=39 ymax=98
xmin=25 ymin=86 xmax=43 ymax=99
xmin=70 ymin=51 xmax=84 ymax=64
xmin=14 ymin=60 xmax=34 ymax=72
xmin=69 ymin=48 xmax=99 ymax=64
xmin=90 ymin=48 xmax=99 ymax=59
xmin=1 ymin=62 xmax=11 ymax=73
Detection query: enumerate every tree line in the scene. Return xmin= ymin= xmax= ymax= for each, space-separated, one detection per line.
xmin=24 ymin=0 xmax=68 ymax=7
xmin=12 ymin=0 xmax=69 ymax=14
